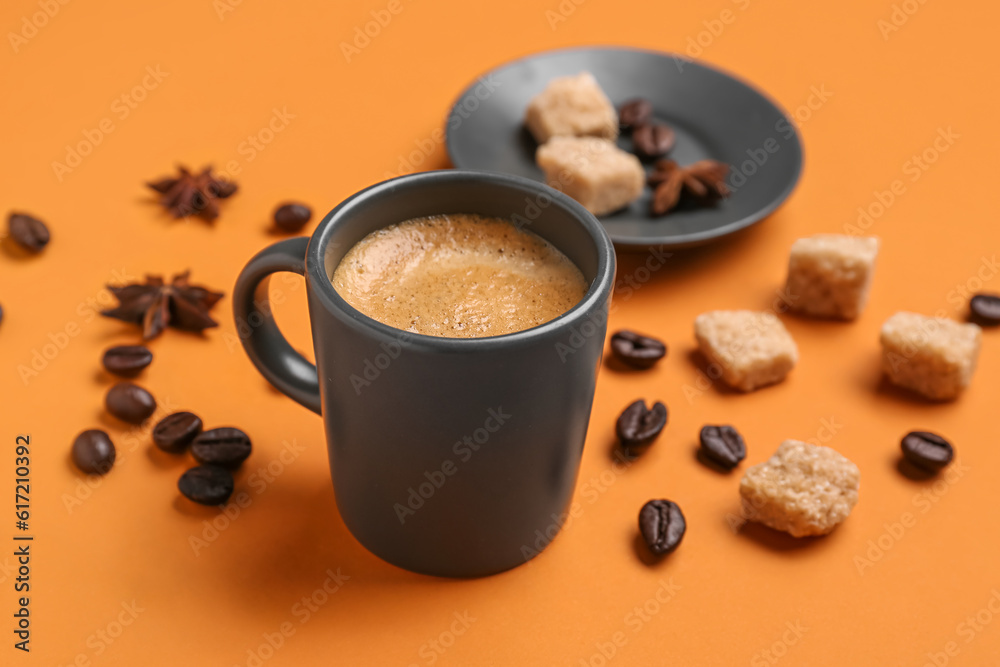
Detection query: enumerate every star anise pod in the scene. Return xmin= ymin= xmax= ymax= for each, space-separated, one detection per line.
xmin=649 ymin=159 xmax=730 ymax=216
xmin=651 ymin=164 xmax=685 ymax=216
xmin=147 ymin=165 xmax=238 ymax=221
xmin=101 ymin=271 xmax=224 ymax=339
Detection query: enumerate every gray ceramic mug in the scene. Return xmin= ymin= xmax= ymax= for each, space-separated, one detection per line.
xmin=233 ymin=170 xmax=615 ymax=577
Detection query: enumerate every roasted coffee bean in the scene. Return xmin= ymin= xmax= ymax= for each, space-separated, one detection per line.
xmin=153 ymin=412 xmax=203 ymax=453
xmin=632 ymin=123 xmax=675 ymax=159
xmin=8 ymin=212 xmax=50 ymax=253
xmin=610 ymin=330 xmax=667 ymax=369
xmin=71 ymin=429 xmax=116 ymax=475
xmin=616 ymin=400 xmax=668 ymax=449
xmin=618 ymin=98 xmax=653 ymax=131
xmin=901 ymin=431 xmax=954 ymax=472
xmin=105 ymin=382 xmax=157 ymax=424
xmin=970 ymin=293 xmax=1000 ymax=326
xmin=638 ymin=499 xmax=686 ymax=556
xmin=273 ymin=202 xmax=313 ymax=232
xmin=178 ymin=465 xmax=234 ymax=505
xmin=191 ymin=427 xmax=252 ymax=468
xmin=699 ymin=425 xmax=746 ymax=469
xmin=102 ymin=344 xmax=153 ymax=377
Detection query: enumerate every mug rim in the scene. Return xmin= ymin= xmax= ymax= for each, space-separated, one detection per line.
xmin=305 ymin=169 xmax=616 ymax=349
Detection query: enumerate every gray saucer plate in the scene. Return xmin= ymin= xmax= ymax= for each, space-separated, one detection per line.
xmin=445 ymin=46 xmax=804 ymax=250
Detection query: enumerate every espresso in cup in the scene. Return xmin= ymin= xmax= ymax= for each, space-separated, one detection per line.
xmin=331 ymin=214 xmax=587 ymax=338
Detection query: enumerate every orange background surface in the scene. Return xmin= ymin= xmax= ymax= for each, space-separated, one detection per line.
xmin=2 ymin=0 xmax=999 ymax=664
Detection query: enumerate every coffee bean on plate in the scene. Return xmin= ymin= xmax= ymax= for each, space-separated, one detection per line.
xmin=638 ymin=499 xmax=686 ymax=556
xmin=8 ymin=212 xmax=50 ymax=253
xmin=970 ymin=293 xmax=1000 ymax=325
xmin=105 ymin=382 xmax=157 ymax=424
xmin=632 ymin=123 xmax=675 ymax=159
xmin=102 ymin=344 xmax=153 ymax=377
xmin=698 ymin=425 xmax=746 ymax=469
xmin=616 ymin=400 xmax=668 ymax=449
xmin=153 ymin=412 xmax=203 ymax=453
xmin=71 ymin=429 xmax=116 ymax=475
xmin=901 ymin=431 xmax=953 ymax=473
xmin=178 ymin=465 xmax=235 ymax=505
xmin=191 ymin=427 xmax=252 ymax=468
xmin=618 ymin=99 xmax=653 ymax=131
xmin=273 ymin=202 xmax=312 ymax=232
xmin=610 ymin=330 xmax=667 ymax=369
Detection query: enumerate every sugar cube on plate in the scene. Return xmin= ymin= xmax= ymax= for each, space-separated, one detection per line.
xmin=536 ymin=136 xmax=644 ymax=216
xmin=524 ymin=71 xmax=618 ymax=143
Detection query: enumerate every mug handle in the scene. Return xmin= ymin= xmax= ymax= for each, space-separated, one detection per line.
xmin=232 ymin=237 xmax=322 ymax=415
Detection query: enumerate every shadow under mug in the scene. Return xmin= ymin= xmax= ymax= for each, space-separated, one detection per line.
xmin=233 ymin=170 xmax=616 ymax=577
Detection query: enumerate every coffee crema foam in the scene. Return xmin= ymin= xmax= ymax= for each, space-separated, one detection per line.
xmin=331 ymin=214 xmax=588 ymax=338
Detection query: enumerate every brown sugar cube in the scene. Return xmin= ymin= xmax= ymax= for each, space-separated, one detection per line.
xmin=693 ymin=310 xmax=798 ymax=392
xmin=784 ymin=234 xmax=879 ymax=320
xmin=880 ymin=311 xmax=982 ymax=400
xmin=739 ymin=440 xmax=860 ymax=537
xmin=524 ymin=71 xmax=618 ymax=143
xmin=536 ymin=136 xmax=644 ymax=216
